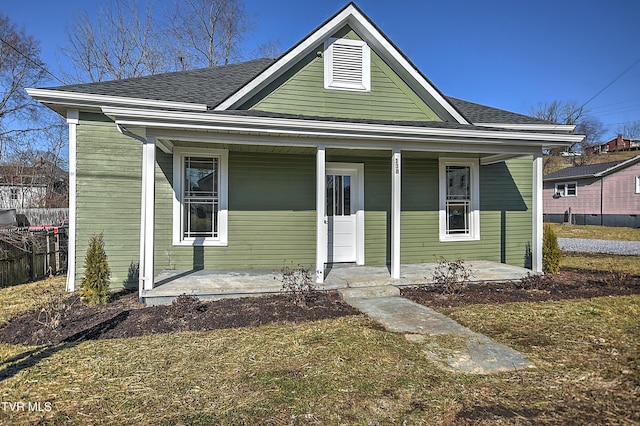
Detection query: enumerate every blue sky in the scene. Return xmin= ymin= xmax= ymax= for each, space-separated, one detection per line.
xmin=4 ymin=0 xmax=640 ymax=140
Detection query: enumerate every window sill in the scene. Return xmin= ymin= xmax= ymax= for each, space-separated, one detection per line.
xmin=439 ymin=234 xmax=480 ymax=243
xmin=173 ymin=239 xmax=228 ymax=247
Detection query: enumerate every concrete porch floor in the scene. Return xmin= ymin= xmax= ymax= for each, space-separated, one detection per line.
xmin=143 ymin=260 xmax=533 ymax=306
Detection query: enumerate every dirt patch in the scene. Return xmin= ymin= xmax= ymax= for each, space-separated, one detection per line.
xmin=1 ymin=267 xmax=638 ymax=346
xmin=401 ymin=267 xmax=640 ymax=308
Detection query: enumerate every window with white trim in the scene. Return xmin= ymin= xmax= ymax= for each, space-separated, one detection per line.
xmin=173 ymin=148 xmax=228 ymax=246
xmin=555 ymin=182 xmax=577 ymax=197
xmin=439 ymin=158 xmax=480 ymax=241
xmin=635 ymin=176 xmax=640 ymax=194
xmin=324 ymin=38 xmax=370 ymax=91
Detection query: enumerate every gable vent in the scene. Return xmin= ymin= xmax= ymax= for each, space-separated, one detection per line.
xmin=324 ymin=38 xmax=371 ymax=91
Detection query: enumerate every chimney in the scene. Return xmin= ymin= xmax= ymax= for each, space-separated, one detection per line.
xmin=617 ymin=134 xmax=623 ymax=148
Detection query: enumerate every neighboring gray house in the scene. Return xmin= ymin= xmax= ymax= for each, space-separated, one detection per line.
xmin=27 ymin=3 xmax=582 ymax=302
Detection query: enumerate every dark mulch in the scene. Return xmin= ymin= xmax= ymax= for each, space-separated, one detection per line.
xmin=1 ymin=267 xmax=639 ymax=347
xmin=0 ymin=291 xmax=360 ymax=346
xmin=401 ymin=267 xmax=640 ymax=308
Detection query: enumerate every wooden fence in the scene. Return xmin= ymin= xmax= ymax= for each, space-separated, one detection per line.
xmin=0 ymin=229 xmax=68 ymax=287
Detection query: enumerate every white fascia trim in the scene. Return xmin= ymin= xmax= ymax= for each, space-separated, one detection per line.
xmin=475 ymin=123 xmax=577 ymax=133
xmin=214 ymin=5 xmax=468 ymax=124
xmin=102 ymin=106 xmax=585 ymax=146
xmin=26 ymin=88 xmax=208 ymax=112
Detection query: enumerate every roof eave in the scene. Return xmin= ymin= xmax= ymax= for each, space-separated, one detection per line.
xmin=25 ymin=88 xmax=208 ymax=116
xmin=102 ymin=106 xmax=582 ymax=149
xmin=474 ymin=123 xmax=577 ymax=133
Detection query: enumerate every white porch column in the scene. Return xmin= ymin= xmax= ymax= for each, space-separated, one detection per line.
xmin=65 ymin=109 xmax=79 ymax=292
xmin=391 ymin=148 xmax=401 ymax=279
xmin=315 ymin=146 xmax=327 ymax=283
xmin=139 ymin=136 xmax=156 ymax=293
xmin=532 ymin=152 xmax=543 ymax=273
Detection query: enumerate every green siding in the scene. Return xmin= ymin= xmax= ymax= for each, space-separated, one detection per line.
xmin=240 ymin=28 xmax=441 ymax=122
xmin=400 ymin=156 xmax=533 ymax=267
xmin=154 ymin=151 xmax=317 ymax=271
xmin=75 ymin=114 xmax=142 ymax=289
xmin=74 ymin=115 xmax=534 ymax=287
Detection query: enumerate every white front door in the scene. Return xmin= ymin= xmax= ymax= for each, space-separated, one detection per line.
xmin=326 ymin=170 xmax=357 ymax=263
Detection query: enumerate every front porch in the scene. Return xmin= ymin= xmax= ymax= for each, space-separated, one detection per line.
xmin=143 ymin=261 xmax=532 ymax=306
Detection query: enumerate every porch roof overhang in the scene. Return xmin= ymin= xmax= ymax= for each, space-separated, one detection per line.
xmin=99 ymin=106 xmax=583 ymax=157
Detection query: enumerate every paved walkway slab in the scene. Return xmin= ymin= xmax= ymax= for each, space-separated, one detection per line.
xmin=342 ymin=294 xmax=533 ymax=374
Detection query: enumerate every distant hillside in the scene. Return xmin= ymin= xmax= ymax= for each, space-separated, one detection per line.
xmin=543 ymin=151 xmax=640 ymax=175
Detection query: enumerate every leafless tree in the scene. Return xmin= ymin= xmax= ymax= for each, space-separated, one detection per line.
xmin=0 ymin=14 xmax=49 ymax=157
xmin=61 ymin=0 xmax=169 ymax=83
xmin=616 ymin=121 xmax=640 ymax=139
xmin=62 ymin=0 xmax=251 ymax=82
xmin=529 ymin=100 xmax=587 ymax=126
xmin=165 ymin=0 xmax=250 ymax=70
xmin=572 ymin=116 xmax=606 ymax=165
xmin=530 ymin=100 xmax=607 ymax=167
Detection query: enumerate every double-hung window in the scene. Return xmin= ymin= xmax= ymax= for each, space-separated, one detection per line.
xmin=439 ymin=158 xmax=479 ymax=241
xmin=555 ymin=182 xmax=577 ymax=197
xmin=173 ymin=148 xmax=228 ymax=246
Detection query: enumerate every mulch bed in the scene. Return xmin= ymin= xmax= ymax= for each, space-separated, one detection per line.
xmin=401 ymin=267 xmax=640 ymax=308
xmin=1 ymin=267 xmax=639 ymax=346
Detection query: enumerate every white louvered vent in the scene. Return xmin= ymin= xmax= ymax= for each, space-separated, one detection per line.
xmin=324 ymin=38 xmax=370 ymax=91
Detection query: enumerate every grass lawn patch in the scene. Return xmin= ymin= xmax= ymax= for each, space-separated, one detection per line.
xmin=562 ymin=252 xmax=640 ymax=275
xmin=0 ymin=276 xmax=66 ymax=327
xmin=547 ymin=223 xmax=640 ymax=241
xmin=1 ymin=293 xmax=638 ymax=423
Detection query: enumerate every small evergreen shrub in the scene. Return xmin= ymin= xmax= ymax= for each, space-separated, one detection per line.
xmin=80 ymin=233 xmax=111 ymax=305
xmin=542 ymin=223 xmax=562 ymax=274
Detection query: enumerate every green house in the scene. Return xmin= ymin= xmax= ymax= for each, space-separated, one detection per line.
xmin=28 ymin=3 xmax=582 ymax=302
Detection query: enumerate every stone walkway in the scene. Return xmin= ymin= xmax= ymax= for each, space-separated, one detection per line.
xmin=340 ymin=286 xmax=533 ymax=374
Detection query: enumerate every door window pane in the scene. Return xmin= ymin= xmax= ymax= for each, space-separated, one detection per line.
xmin=326 ymin=174 xmax=352 ymax=216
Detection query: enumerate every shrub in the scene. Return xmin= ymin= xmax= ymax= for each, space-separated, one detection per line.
xmin=517 ymin=272 xmax=551 ymax=290
xmin=542 ymin=223 xmax=562 ymax=274
xmin=80 ymin=233 xmax=111 ymax=305
xmin=37 ymin=278 xmax=78 ymax=330
xmin=277 ymin=264 xmax=315 ymax=307
xmin=432 ymin=256 xmax=474 ymax=294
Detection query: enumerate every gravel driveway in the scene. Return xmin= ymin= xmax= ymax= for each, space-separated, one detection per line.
xmin=558 ymin=238 xmax=640 ymax=256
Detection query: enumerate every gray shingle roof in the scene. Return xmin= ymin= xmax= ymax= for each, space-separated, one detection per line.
xmin=544 ymin=156 xmax=640 ymax=180
xmin=49 ymin=58 xmax=276 ymax=108
xmin=447 ymin=97 xmax=555 ymax=125
xmin=45 ymin=58 xmax=553 ymax=127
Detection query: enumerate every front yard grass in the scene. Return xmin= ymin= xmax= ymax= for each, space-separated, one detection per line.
xmin=1 ymin=273 xmax=638 ymax=424
xmin=562 ymin=252 xmax=640 ymax=275
xmin=547 ymin=222 xmax=640 ymax=241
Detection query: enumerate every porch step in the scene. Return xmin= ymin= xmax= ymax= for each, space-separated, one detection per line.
xmin=339 ymin=285 xmax=400 ymax=300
